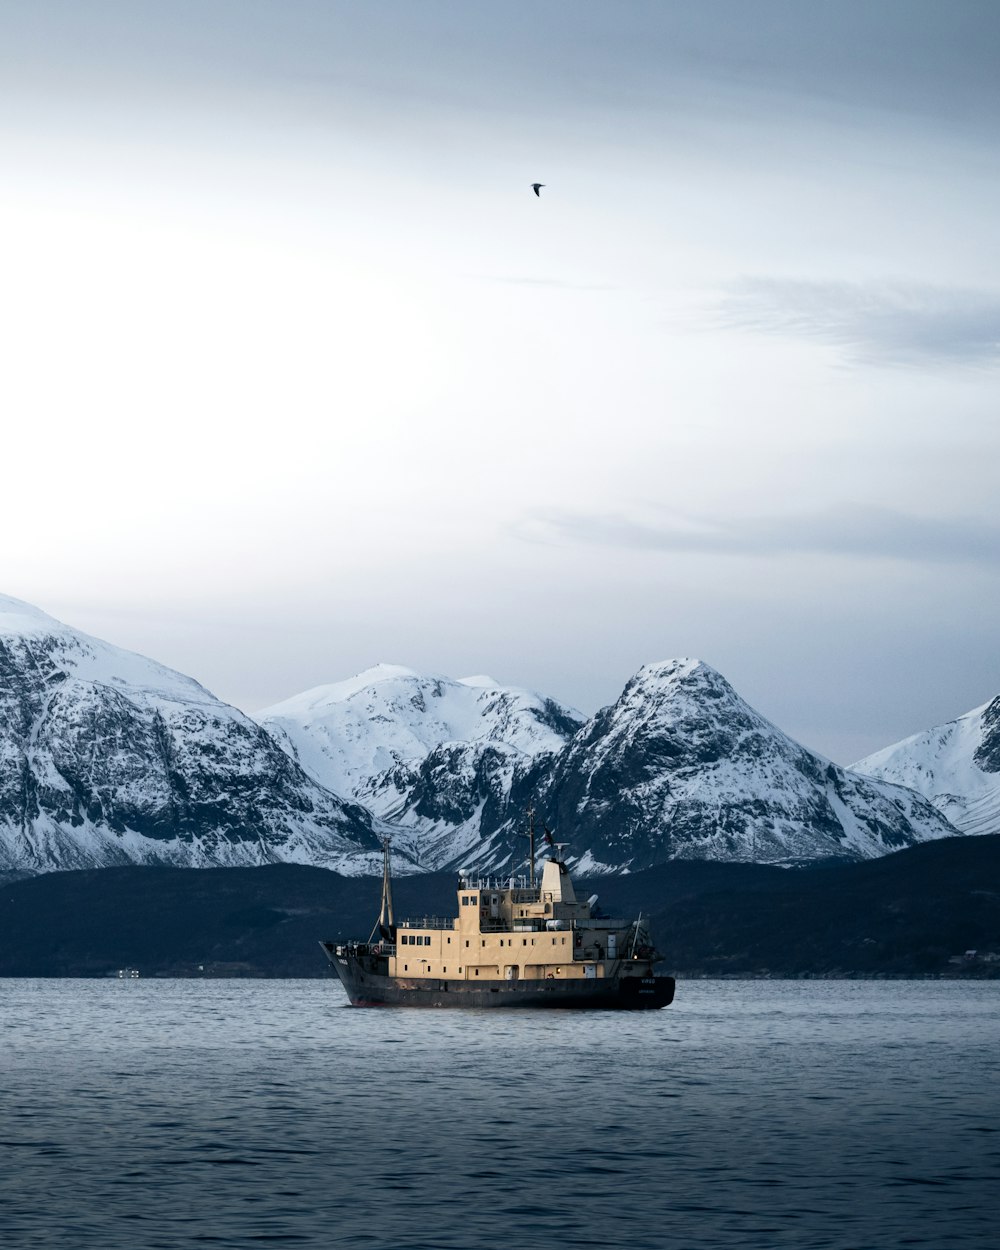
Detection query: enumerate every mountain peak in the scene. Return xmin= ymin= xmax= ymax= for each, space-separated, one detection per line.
xmin=255 ymin=667 xmax=585 ymax=850
xmin=518 ymin=658 xmax=955 ymax=872
xmin=631 ymin=658 xmax=726 ymax=689
xmin=0 ymin=594 xmax=68 ymax=637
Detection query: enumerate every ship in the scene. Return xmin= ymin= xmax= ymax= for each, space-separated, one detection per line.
xmin=320 ymin=827 xmax=675 ymax=1009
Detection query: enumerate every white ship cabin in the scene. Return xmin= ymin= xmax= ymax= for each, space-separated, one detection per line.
xmin=390 ymin=858 xmax=649 ymax=983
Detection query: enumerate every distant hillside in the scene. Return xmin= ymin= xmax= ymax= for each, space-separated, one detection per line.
xmin=651 ymin=834 xmax=1000 ymax=976
xmin=0 ymin=835 xmax=997 ymax=978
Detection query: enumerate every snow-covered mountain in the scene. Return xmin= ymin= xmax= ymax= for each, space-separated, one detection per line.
xmin=259 ymin=657 xmax=958 ymax=874
xmin=257 ymin=664 xmax=583 ymax=866
xmin=0 ymin=592 xmax=968 ymax=879
xmin=0 ymin=596 xmax=382 ymax=874
xmin=851 ymin=696 xmax=1000 ymax=837
xmin=500 ymin=659 xmax=958 ymax=872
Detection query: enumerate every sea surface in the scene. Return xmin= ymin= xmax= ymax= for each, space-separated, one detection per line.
xmin=1 ymin=979 xmax=997 ymax=1249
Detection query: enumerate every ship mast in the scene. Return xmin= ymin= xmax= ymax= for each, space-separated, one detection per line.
xmin=379 ymin=835 xmax=395 ymax=929
xmin=525 ymin=806 xmax=536 ymax=889
xmin=369 ymin=836 xmax=395 ymax=944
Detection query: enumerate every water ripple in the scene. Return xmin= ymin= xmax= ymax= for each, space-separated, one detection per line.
xmin=0 ymin=979 xmax=997 ymax=1248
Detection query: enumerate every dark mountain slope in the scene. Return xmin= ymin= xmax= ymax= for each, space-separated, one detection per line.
xmin=1 ymin=835 xmax=997 ymax=978
xmin=654 ymin=833 xmax=1000 ymax=975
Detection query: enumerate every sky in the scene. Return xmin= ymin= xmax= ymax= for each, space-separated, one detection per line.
xmin=2 ymin=0 xmax=999 ymax=763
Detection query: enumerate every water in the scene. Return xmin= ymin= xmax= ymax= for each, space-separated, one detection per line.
xmin=1 ymin=979 xmax=997 ymax=1249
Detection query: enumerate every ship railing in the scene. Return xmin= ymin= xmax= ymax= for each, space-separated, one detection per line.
xmin=397 ymin=917 xmax=455 ymax=931
xmin=339 ymin=940 xmax=396 ymax=957
xmin=460 ymin=877 xmax=537 ymax=895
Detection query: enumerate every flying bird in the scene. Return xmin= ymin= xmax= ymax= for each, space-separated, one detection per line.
xmin=531 ymin=183 xmax=545 ymax=196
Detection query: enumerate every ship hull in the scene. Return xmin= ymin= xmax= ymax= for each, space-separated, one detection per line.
xmin=321 ymin=943 xmax=675 ymax=1009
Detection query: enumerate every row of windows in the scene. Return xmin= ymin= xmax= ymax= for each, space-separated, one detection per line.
xmin=399 ymin=966 xmax=569 ymax=978
xmin=405 ymin=934 xmax=567 ymax=948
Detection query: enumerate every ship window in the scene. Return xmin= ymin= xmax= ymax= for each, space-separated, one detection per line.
xmin=552 ymin=937 xmax=556 ymax=944
xmin=522 ymin=939 xmax=527 ymax=946
xmin=465 ymin=940 xmax=469 ymax=948
xmin=404 ymin=964 xmax=408 ymax=971
xmin=531 ymin=939 xmax=536 ymax=946
xmin=447 ymin=937 xmax=451 ymax=945
xmin=475 ymin=969 xmax=479 ymax=976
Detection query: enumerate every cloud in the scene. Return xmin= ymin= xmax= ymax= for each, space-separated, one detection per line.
xmin=518 ymin=506 xmax=1000 ymax=569
xmin=487 ymin=277 xmax=619 ymax=292
xmin=719 ymin=278 xmax=1000 ymax=367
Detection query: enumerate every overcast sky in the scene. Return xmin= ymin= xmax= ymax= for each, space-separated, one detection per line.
xmin=2 ymin=0 xmax=999 ymax=762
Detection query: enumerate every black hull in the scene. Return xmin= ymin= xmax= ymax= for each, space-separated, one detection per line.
xmin=321 ymin=943 xmax=675 ymax=1010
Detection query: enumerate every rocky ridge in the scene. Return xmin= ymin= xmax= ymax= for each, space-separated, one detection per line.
xmin=852 ymin=695 xmax=1000 ymax=838
xmin=497 ymin=659 xmax=958 ymax=872
xmin=0 ymin=596 xmax=382 ymax=874
xmin=258 ymin=665 xmax=582 ymax=866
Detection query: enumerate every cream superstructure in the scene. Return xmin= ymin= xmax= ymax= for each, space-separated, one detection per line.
xmin=392 ymin=858 xmax=655 ymax=984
